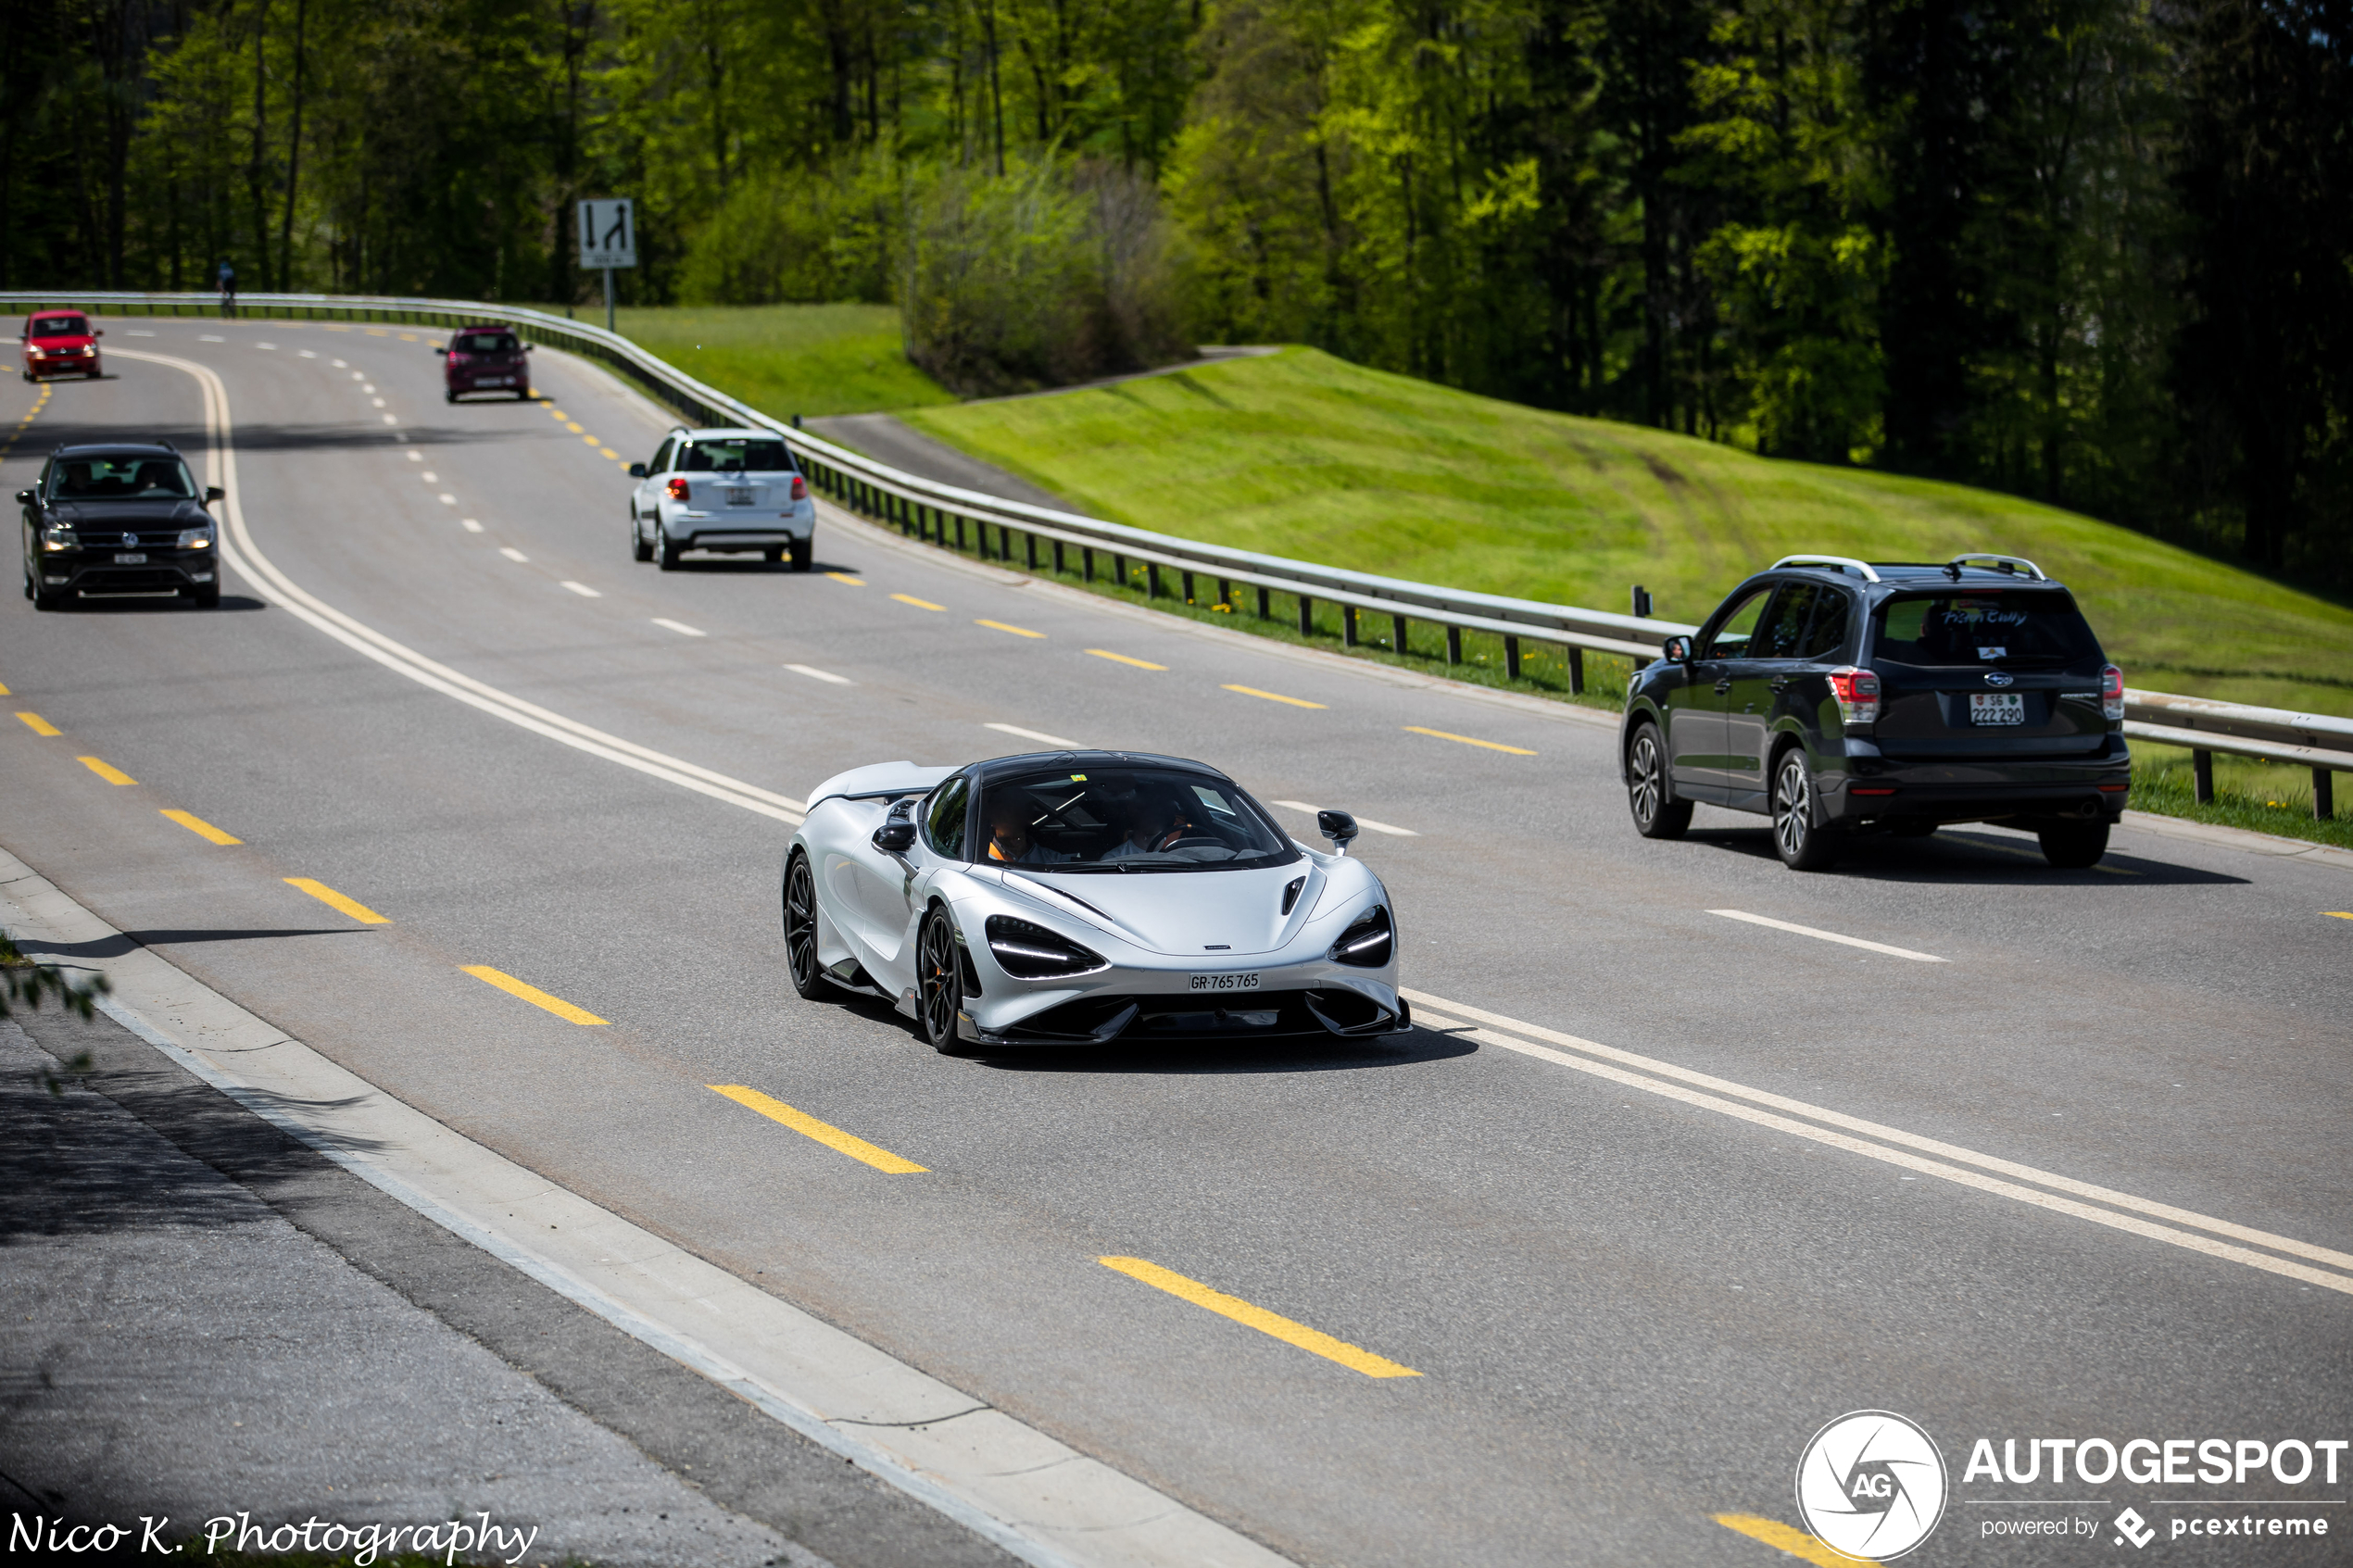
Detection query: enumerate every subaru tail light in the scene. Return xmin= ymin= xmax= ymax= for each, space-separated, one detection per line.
xmin=667 ymin=476 xmax=691 ymax=502
xmin=2101 ymin=664 xmax=2125 ymax=721
xmin=1827 ymin=667 xmax=1881 ymax=726
xmin=790 ymin=474 xmax=807 ymax=502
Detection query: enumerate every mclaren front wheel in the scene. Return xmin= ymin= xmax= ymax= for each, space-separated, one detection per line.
xmin=917 ymin=908 xmax=970 ymax=1055
xmin=783 ymin=851 xmax=826 ymax=1000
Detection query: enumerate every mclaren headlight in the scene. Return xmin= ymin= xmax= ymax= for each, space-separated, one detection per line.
xmin=985 ymin=915 xmax=1107 ymax=979
xmin=178 ymin=526 xmax=214 ymax=549
xmin=1329 ymin=904 xmax=1393 ymax=968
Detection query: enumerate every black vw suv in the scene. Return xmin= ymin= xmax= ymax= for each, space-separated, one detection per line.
xmin=19 ymin=442 xmax=226 ymax=609
xmin=1619 ymin=554 xmax=2129 ymax=870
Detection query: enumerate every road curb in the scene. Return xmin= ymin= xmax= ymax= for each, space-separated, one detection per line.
xmin=2120 ymin=809 xmax=2353 ymax=872
xmin=0 ymin=847 xmax=1294 ymax=1568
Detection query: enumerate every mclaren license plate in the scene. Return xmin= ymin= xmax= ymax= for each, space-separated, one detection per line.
xmin=114 ymin=551 xmax=146 ymax=563
xmin=1189 ymin=972 xmax=1261 ymax=993
xmin=725 ymin=487 xmax=754 ymax=506
xmin=1969 ymin=693 xmax=2026 ymax=725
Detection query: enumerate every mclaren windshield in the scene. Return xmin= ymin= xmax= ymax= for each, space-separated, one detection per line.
xmin=975 ymin=766 xmax=1297 ymax=872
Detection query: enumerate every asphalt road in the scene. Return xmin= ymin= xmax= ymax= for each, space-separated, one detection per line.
xmin=3 ymin=319 xmax=2348 ymax=1567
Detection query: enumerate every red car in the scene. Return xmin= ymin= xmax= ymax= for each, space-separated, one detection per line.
xmin=438 ymin=324 xmax=533 ymax=402
xmin=20 ymin=311 xmax=102 ymax=382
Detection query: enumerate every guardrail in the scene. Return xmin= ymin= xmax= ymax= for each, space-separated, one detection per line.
xmin=8 ymin=288 xmax=2347 ymax=820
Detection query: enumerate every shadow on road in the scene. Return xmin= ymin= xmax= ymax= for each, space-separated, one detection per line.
xmin=14 ymin=929 xmax=371 ymax=964
xmin=1680 ymin=825 xmax=2246 ymax=885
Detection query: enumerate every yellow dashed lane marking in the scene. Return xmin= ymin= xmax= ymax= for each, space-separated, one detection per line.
xmin=709 ymin=1085 xmax=927 ymax=1173
xmin=892 ymin=593 xmax=945 ymax=611
xmin=77 ymin=755 xmax=136 ymax=785
xmin=1088 ymin=649 xmax=1167 ymax=671
xmin=1222 ymin=684 xmax=1326 ymax=709
xmin=2328 ymin=912 xmax=2353 ymax=922
xmin=461 ymin=965 xmax=607 ymax=1024
xmin=162 ymin=809 xmax=241 ymax=845
xmin=975 ymin=619 xmax=1045 ymax=639
xmin=285 ymin=878 xmax=390 ymax=924
xmin=1714 ymin=1514 xmax=1853 ymax=1568
xmin=15 ymin=711 xmax=61 ymax=736
xmin=1403 ymin=725 xmax=1536 ymax=756
xmin=1097 ymin=1257 xmax=1420 ymax=1378
xmin=825 ymin=571 xmax=865 ymax=585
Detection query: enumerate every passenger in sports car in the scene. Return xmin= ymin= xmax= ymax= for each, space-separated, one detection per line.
xmin=985 ymin=808 xmax=1074 ymax=865
xmin=1101 ymin=787 xmax=1189 ymax=861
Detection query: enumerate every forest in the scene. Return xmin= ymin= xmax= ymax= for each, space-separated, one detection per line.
xmin=1 ymin=0 xmax=2346 ymax=585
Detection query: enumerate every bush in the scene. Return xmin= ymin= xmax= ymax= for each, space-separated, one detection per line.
xmin=675 ymin=153 xmax=899 ymax=306
xmin=900 ymin=157 xmax=1193 ymax=396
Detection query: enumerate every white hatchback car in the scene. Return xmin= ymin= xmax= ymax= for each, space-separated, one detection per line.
xmin=628 ymin=427 xmax=816 ymax=571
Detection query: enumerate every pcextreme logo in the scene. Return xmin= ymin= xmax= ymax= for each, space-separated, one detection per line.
xmin=1795 ymin=1410 xmax=1951 ymax=1561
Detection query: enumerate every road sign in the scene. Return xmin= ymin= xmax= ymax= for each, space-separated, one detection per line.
xmin=577 ymin=199 xmax=637 ymax=270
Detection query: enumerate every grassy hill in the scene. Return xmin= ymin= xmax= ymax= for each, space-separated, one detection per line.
xmin=601 ymin=303 xmax=954 ymax=421
xmin=899 ymin=347 xmax=2353 ymax=720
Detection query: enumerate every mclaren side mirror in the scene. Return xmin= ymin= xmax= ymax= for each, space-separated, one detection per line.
xmin=1662 ymin=634 xmax=1693 ymax=663
xmin=628 ymin=463 xmax=648 ymax=478
xmin=873 ymin=820 xmax=917 ymax=853
xmin=1316 ymin=809 xmax=1360 ymax=855
xmin=205 ymin=486 xmax=225 ymax=504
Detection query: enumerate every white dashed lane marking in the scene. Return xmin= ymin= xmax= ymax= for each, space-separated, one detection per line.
xmin=1707 ymin=909 xmax=1947 ymax=963
xmin=498 ymin=547 xmax=528 ymax=563
xmin=785 ymin=664 xmax=853 ymax=685
xmin=652 ymin=619 xmax=707 ymax=638
xmin=1271 ymin=801 xmax=1418 ymax=837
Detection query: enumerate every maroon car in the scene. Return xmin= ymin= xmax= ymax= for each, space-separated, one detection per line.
xmin=438 ymin=324 xmax=532 ymax=402
xmin=20 ymin=311 xmax=102 ymax=382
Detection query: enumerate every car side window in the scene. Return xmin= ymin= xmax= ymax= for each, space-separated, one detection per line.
xmin=648 ymin=438 xmax=674 ymax=473
xmin=1796 ymin=590 xmax=1853 ymax=659
xmin=1701 ymin=587 xmax=1775 ymax=659
xmin=1752 ymin=584 xmax=1821 ymax=659
xmin=923 ymin=776 xmax=971 ymax=859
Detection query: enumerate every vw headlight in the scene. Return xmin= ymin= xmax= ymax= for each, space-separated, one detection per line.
xmin=40 ymin=525 xmax=73 ymax=552
xmin=178 ymin=527 xmax=214 ymax=549
xmin=1328 ymin=905 xmax=1393 ymax=968
xmin=985 ymin=915 xmax=1107 ymax=979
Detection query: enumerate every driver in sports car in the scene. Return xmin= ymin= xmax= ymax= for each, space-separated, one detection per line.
xmin=1101 ymin=785 xmax=1190 ymax=861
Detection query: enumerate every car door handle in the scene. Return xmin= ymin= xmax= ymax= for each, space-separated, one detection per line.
xmin=1714 ymin=679 xmax=1733 ymax=696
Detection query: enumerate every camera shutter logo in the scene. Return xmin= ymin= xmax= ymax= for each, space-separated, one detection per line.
xmin=1794 ymin=1411 xmax=1949 ymax=1560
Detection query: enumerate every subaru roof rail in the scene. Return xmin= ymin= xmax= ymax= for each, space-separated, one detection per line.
xmin=1944 ymin=553 xmax=2047 ymax=581
xmin=1770 ymin=554 xmax=1882 ymax=583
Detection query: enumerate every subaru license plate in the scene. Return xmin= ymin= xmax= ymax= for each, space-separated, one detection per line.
xmin=114 ymin=552 xmax=146 ymax=564
xmin=726 ymin=488 xmax=754 ymax=506
xmin=1189 ymin=972 xmax=1261 ymax=992
xmin=1969 ymin=693 xmax=2026 ymax=725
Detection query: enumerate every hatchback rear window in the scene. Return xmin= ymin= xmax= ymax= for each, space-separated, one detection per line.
xmin=681 ymin=439 xmax=791 ymax=472
xmin=1872 ymin=591 xmax=2099 ymax=666
xmin=454 ymin=332 xmax=518 ymax=354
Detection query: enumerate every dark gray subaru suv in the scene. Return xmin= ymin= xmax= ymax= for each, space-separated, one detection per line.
xmin=1619 ymin=554 xmax=2129 ymax=871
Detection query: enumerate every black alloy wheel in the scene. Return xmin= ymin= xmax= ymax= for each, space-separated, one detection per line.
xmin=631 ymin=512 xmax=653 ymax=562
xmin=1627 ymin=722 xmax=1692 ymax=840
xmin=782 ymin=852 xmax=827 ymax=1000
xmin=917 ymin=908 xmax=969 ymax=1055
xmin=658 ymin=533 xmax=682 ymax=571
xmin=1771 ymin=747 xmax=1840 ymax=872
xmin=2036 ymin=818 xmax=2110 ymax=869
xmin=789 ymin=537 xmax=813 ymax=572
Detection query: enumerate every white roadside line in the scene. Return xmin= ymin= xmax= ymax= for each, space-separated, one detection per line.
xmin=1402 ymin=987 xmax=2353 ymax=1292
xmin=987 ymin=721 xmax=1081 ymax=748
xmin=111 ymin=347 xmax=808 ymax=827
xmin=1708 ymin=909 xmax=1947 ymax=963
xmin=0 ymin=851 xmax=1287 ymax=1568
xmin=786 ymin=664 xmax=853 ymax=685
xmin=498 ymin=546 xmax=529 ymax=563
xmin=652 ymin=617 xmax=706 ymax=637
xmin=1270 ymin=800 xmax=1417 ymax=837
xmin=561 ymin=581 xmax=601 ymax=598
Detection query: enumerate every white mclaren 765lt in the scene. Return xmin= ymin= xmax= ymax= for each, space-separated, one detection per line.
xmin=783 ymin=750 xmax=1410 ymax=1052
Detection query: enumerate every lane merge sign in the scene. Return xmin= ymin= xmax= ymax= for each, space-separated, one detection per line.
xmin=578 ymin=199 xmax=637 ymax=270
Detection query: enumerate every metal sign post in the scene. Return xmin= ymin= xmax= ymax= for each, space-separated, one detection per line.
xmin=575 ymin=198 xmax=638 ymax=334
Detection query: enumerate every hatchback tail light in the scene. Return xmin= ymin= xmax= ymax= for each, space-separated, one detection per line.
xmin=790 ymin=474 xmax=807 ymax=502
xmin=667 ymin=476 xmax=691 ymax=502
xmin=2101 ymin=664 xmax=2125 ymax=721
xmin=1827 ymin=666 xmax=1881 ymax=726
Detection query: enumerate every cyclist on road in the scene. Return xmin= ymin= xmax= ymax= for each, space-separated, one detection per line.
xmin=217 ymin=260 xmax=236 ymax=318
